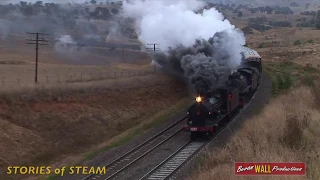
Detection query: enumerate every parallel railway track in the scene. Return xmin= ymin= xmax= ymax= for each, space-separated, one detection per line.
xmin=82 ymin=116 xmax=187 ymax=180
xmin=139 ymin=92 xmax=256 ymax=180
xmin=139 ymin=141 xmax=205 ymax=180
xmin=82 ymin=83 xmax=258 ymax=180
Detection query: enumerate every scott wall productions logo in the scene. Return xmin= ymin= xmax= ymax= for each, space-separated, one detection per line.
xmin=235 ymin=162 xmax=306 ymax=176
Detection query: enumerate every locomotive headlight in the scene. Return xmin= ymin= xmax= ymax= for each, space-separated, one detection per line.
xmin=196 ymin=96 xmax=202 ymax=103
xmin=189 ymin=121 xmax=192 ymax=125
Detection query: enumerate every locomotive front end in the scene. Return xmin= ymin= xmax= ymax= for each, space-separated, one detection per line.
xmin=183 ymin=95 xmax=217 ymax=140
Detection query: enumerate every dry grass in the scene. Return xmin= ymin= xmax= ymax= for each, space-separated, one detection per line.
xmin=0 ymin=64 xmax=157 ymax=92
xmin=0 ymin=37 xmax=151 ymax=90
xmin=243 ymin=25 xmax=320 ymax=68
xmin=190 ymin=13 xmax=320 ymax=179
xmin=190 ymin=82 xmax=320 ymax=180
xmin=0 ymin=73 xmax=189 ymax=180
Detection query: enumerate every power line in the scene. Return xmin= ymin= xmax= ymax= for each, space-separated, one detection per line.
xmin=25 ymin=32 xmax=49 ymax=83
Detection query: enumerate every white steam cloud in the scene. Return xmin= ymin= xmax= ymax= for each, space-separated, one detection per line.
xmin=121 ymin=0 xmax=247 ymax=94
xmin=122 ymin=0 xmax=245 ymax=50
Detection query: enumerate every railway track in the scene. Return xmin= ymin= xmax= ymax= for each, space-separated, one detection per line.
xmin=82 ymin=84 xmax=258 ymax=180
xmin=138 ymin=92 xmax=257 ymax=180
xmin=82 ymin=116 xmax=187 ymax=180
xmin=139 ymin=141 xmax=205 ymax=180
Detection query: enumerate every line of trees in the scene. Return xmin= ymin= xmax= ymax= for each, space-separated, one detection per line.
xmin=0 ymin=1 xmax=137 ymax=42
xmin=205 ymin=3 xmax=294 ymax=15
xmin=297 ymin=10 xmax=320 ymax=29
xmin=0 ymin=1 xmax=120 ymax=19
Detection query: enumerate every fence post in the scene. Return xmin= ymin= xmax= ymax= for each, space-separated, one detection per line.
xmin=57 ymin=75 xmax=60 ymax=83
xmin=114 ymin=72 xmax=116 ymax=78
xmin=100 ymin=72 xmax=102 ymax=79
xmin=18 ymin=78 xmax=20 ymax=85
xmin=81 ymin=73 xmax=83 ymax=81
xmin=46 ymin=76 xmax=49 ymax=83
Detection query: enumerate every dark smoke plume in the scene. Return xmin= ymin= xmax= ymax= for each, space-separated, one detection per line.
xmin=153 ymin=30 xmax=245 ymax=94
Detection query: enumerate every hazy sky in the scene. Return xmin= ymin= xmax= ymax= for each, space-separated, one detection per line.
xmin=0 ymin=0 xmax=84 ymax=4
xmin=0 ymin=0 xmax=117 ymax=4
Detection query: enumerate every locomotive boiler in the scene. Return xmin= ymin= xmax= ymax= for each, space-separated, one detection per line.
xmin=183 ymin=46 xmax=262 ymax=140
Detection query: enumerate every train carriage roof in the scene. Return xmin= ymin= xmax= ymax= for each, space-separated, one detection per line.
xmin=241 ymin=46 xmax=261 ymax=59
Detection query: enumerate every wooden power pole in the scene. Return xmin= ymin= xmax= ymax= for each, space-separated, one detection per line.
xmin=26 ymin=32 xmax=49 ymax=83
xmin=146 ymin=43 xmax=160 ymax=53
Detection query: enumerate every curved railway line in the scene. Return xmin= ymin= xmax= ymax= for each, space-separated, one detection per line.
xmin=82 ymin=116 xmax=188 ymax=180
xmin=81 ymin=74 xmax=261 ymax=180
xmin=139 ymin=91 xmax=256 ymax=180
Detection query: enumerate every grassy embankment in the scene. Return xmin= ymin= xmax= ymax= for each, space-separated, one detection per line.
xmin=45 ymin=95 xmax=191 ymax=180
xmin=191 ymin=60 xmax=320 ymax=180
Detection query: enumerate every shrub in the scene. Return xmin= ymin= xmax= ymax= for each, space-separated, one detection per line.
xmin=241 ymin=26 xmax=254 ymax=34
xmin=282 ymin=73 xmax=293 ymax=89
xmin=294 ymin=40 xmax=302 ymax=45
xmin=307 ymin=39 xmax=314 ymax=43
xmin=258 ymin=43 xmax=264 ymax=48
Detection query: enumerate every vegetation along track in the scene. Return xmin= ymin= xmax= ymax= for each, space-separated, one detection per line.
xmin=139 ymin=88 xmax=258 ymax=180
xmin=82 ymin=116 xmax=188 ymax=180
xmin=83 ymin=74 xmax=261 ymax=180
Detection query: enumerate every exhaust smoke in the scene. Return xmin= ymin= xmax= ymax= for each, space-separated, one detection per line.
xmin=122 ymin=0 xmax=246 ymax=94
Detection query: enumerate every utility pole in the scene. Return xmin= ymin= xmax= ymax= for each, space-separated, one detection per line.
xmin=146 ymin=43 xmax=160 ymax=53
xmin=122 ymin=48 xmax=124 ymax=63
xmin=26 ymin=32 xmax=49 ymax=83
xmin=146 ymin=43 xmax=161 ymax=73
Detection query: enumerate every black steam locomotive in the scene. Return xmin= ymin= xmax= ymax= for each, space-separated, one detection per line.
xmin=183 ymin=47 xmax=262 ymax=140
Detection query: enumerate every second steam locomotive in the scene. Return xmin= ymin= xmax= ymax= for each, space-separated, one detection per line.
xmin=183 ymin=46 xmax=262 ymax=140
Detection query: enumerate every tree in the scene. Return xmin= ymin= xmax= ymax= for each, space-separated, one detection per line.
xmin=250 ymin=8 xmax=257 ymax=13
xmin=290 ymin=2 xmax=299 ymax=7
xmin=90 ymin=0 xmax=96 ymax=5
xmin=20 ymin=1 xmax=27 ymax=7
xmin=111 ymin=8 xmax=119 ymax=14
xmin=265 ymin=6 xmax=273 ymax=14
xmin=306 ymin=3 xmax=310 ymax=9
xmin=35 ymin=1 xmax=43 ymax=6
xmin=237 ymin=11 xmax=243 ymax=17
xmin=316 ymin=10 xmax=320 ymax=29
xmin=316 ymin=20 xmax=320 ymax=29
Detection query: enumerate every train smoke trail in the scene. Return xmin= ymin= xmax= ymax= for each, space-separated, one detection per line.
xmin=122 ymin=0 xmax=246 ymax=94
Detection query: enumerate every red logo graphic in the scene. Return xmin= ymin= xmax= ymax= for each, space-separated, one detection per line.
xmin=235 ymin=162 xmax=306 ymax=176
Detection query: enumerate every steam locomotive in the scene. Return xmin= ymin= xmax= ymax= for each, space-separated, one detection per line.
xmin=183 ymin=47 xmax=262 ymax=140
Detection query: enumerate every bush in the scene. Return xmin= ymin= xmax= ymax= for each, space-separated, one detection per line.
xmin=269 ymin=21 xmax=291 ymax=27
xmin=294 ymin=40 xmax=302 ymax=45
xmin=271 ymin=76 xmax=279 ymax=95
xmin=258 ymin=43 xmax=264 ymax=48
xmin=282 ymin=73 xmax=293 ymax=89
xmin=241 ymin=26 xmax=254 ymax=34
xmin=307 ymin=39 xmax=314 ymax=43
xmin=248 ymin=23 xmax=271 ymax=32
